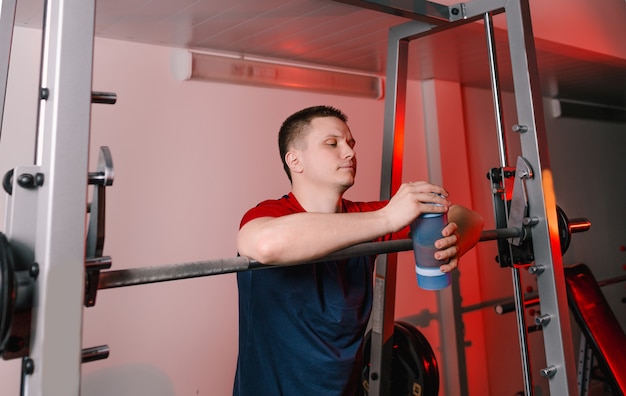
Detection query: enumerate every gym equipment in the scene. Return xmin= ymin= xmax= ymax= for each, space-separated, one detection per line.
xmin=0 ymin=148 xmax=114 ymax=362
xmin=0 ymin=143 xmax=589 ymax=365
xmin=564 ymin=264 xmax=626 ymax=396
xmin=0 ymin=177 xmax=589 ymax=358
xmin=495 ymin=264 xmax=626 ymax=395
xmin=0 ymin=232 xmax=35 ymax=359
xmin=359 ymin=1 xmax=585 ymax=392
xmin=85 ymin=146 xmax=114 ymax=307
xmin=0 ymin=162 xmax=590 ymax=396
xmin=0 ymin=0 xmax=598 ymax=394
xmin=362 ymin=321 xmax=439 ymax=396
xmin=92 ymin=211 xmax=587 ymax=291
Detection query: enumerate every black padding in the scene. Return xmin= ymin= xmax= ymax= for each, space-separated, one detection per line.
xmin=565 ymin=263 xmax=626 ymax=395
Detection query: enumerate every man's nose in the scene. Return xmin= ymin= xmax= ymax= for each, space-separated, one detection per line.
xmin=343 ymin=145 xmax=355 ymax=159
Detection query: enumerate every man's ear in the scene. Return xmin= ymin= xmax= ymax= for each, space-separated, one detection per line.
xmin=285 ymin=151 xmax=303 ymax=174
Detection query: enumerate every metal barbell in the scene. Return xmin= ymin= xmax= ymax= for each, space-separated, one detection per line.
xmin=0 ymin=207 xmax=590 ymax=360
xmin=96 ymin=213 xmax=590 ymax=290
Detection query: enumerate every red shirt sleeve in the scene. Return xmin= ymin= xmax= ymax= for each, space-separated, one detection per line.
xmin=239 ymin=194 xmax=305 ymax=229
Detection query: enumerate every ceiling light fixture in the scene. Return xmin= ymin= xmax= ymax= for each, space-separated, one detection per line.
xmin=550 ymin=99 xmax=626 ymax=123
xmin=170 ymin=49 xmax=383 ymax=99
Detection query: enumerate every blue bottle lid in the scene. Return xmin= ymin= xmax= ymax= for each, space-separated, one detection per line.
xmin=420 ymin=212 xmax=444 ymax=219
xmin=420 ymin=195 xmax=445 ymax=219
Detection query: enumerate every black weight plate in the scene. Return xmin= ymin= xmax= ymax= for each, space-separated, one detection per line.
xmin=396 ymin=321 xmax=439 ymax=395
xmin=362 ymin=322 xmax=439 ymax=396
xmin=556 ymin=205 xmax=571 ymax=253
xmin=0 ymin=232 xmax=16 ymax=352
xmin=2 ymin=169 xmax=13 ymax=195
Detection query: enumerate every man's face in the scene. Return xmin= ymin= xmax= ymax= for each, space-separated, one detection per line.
xmin=294 ymin=116 xmax=357 ymax=192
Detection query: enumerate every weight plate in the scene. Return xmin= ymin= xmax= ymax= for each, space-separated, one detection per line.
xmin=2 ymin=169 xmax=13 ymax=195
xmin=556 ymin=205 xmax=571 ymax=254
xmin=0 ymin=232 xmax=16 ymax=352
xmin=362 ymin=322 xmax=439 ymax=396
xmin=396 ymin=321 xmax=439 ymax=395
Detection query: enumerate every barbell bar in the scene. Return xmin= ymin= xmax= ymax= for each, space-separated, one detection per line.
xmin=97 ymin=217 xmax=590 ymax=290
xmin=0 ymin=213 xmax=590 ymax=359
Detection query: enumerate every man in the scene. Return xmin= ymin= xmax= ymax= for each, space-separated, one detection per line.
xmin=234 ymin=105 xmax=483 ymax=395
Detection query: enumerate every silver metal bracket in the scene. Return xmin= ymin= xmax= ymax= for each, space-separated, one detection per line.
xmin=85 ymin=146 xmax=114 ymax=307
xmin=1 ymin=165 xmax=41 ymax=361
xmin=508 ymin=156 xmax=533 ymax=246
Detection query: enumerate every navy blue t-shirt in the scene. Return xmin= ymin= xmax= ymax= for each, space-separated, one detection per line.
xmin=233 ymin=193 xmax=390 ymax=396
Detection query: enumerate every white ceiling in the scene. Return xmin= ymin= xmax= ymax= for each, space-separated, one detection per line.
xmin=14 ymin=0 xmax=626 ymax=107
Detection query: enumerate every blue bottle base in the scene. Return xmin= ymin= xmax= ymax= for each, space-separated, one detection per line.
xmin=416 ymin=272 xmax=451 ymax=291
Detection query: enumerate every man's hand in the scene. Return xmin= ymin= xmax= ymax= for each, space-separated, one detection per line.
xmin=381 ymin=181 xmax=451 ymax=233
xmin=436 ymin=206 xmax=484 ymax=273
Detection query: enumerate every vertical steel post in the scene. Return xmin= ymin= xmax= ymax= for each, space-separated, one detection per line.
xmin=369 ymin=23 xmax=410 ymax=396
xmin=421 ymin=79 xmax=465 ymax=396
xmin=0 ymin=0 xmax=17 ymax=138
xmin=484 ymin=12 xmax=509 ymax=168
xmin=504 ymin=0 xmax=577 ymax=394
xmin=373 ymin=19 xmax=435 ymax=396
xmin=18 ymin=0 xmax=97 ymax=394
xmin=484 ymin=12 xmax=534 ymax=395
xmin=371 ymin=1 xmax=577 ymax=394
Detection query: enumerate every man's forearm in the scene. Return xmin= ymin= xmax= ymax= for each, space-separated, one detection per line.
xmin=448 ymin=204 xmax=484 ymax=257
xmin=237 ymin=210 xmax=392 ymax=265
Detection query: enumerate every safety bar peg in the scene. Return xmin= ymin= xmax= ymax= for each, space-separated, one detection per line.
xmin=91 ymin=91 xmax=116 ymax=105
xmin=81 ymin=345 xmax=110 ymax=363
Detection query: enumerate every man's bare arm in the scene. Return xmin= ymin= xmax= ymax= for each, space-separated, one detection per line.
xmin=237 ymin=182 xmax=451 ymax=265
xmin=436 ymin=204 xmax=485 ymax=272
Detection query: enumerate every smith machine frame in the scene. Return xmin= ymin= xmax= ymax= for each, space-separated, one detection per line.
xmin=0 ymin=0 xmax=578 ymax=395
xmin=354 ymin=1 xmax=578 ymax=395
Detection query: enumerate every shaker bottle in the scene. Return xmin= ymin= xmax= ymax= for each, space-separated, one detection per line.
xmin=410 ymin=204 xmax=450 ymax=291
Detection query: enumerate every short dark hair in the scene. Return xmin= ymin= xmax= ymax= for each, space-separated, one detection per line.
xmin=278 ymin=106 xmax=348 ymax=182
